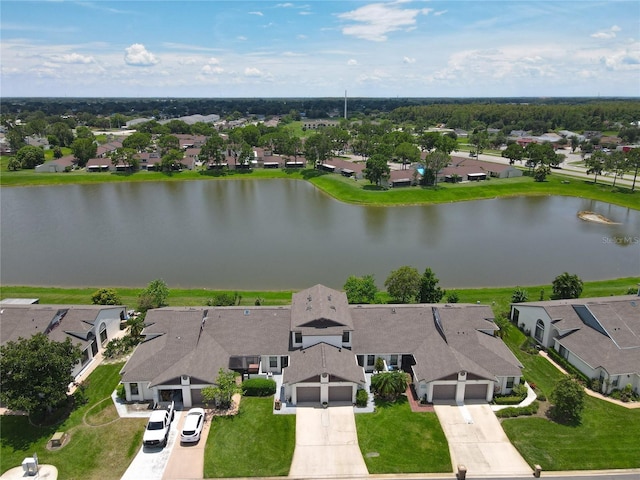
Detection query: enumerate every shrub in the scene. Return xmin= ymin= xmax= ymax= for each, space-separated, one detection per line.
xmin=494 ymin=395 xmax=525 ymax=405
xmin=206 ymin=292 xmax=241 ymax=306
xmin=446 ymin=291 xmax=459 ymax=303
xmin=374 ymin=357 xmax=385 ymax=372
xmin=495 ymin=401 xmax=539 ymax=418
xmin=356 ymin=388 xmax=369 ymax=407
xmin=589 ymin=378 xmax=601 ymax=393
xmin=116 ymin=383 xmax=126 ymax=400
xmin=512 ymin=383 xmax=528 ymax=397
xmin=511 ymin=287 xmax=528 ymax=303
xmin=242 ymin=378 xmax=276 ymax=397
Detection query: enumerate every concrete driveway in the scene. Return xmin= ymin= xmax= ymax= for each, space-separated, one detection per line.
xmin=162 ymin=411 xmax=212 ymax=480
xmin=289 ymin=406 xmax=368 ymax=478
xmin=434 ymin=403 xmax=531 ymax=476
xmin=121 ymin=411 xmax=183 ymax=480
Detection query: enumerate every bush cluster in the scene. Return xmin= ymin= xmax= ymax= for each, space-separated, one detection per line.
xmin=116 ymin=383 xmax=126 ymax=400
xmin=356 ymin=388 xmax=369 ymax=407
xmin=495 ymin=401 xmax=539 ymax=418
xmin=104 ymin=335 xmax=140 ymax=358
xmin=242 ymin=378 xmax=276 ymax=397
xmin=206 ymin=292 xmax=242 ymax=306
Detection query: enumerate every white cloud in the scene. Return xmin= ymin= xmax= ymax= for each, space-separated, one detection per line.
xmin=124 ymin=43 xmax=159 ymax=66
xmin=338 ymin=3 xmax=432 ymax=42
xmin=347 ymin=59 xmax=358 ymax=65
xmin=244 ymin=67 xmax=263 ymax=77
xmin=403 ymin=56 xmax=416 ymax=64
xmin=201 ymin=64 xmax=224 ymax=75
xmin=49 ymin=52 xmax=95 ymax=64
xmin=179 ymin=57 xmax=197 ymax=65
xmin=276 ymin=3 xmax=295 ymax=7
xmin=207 ymin=57 xmax=220 ymax=65
xmin=600 ymin=43 xmax=640 ymax=70
xmin=249 ymin=11 xmax=263 ymax=16
xmin=434 ymin=10 xmax=447 ymax=16
xmin=591 ymin=25 xmax=621 ymax=39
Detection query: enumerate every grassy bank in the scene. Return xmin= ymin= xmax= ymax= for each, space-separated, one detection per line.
xmin=0 ymin=363 xmax=146 ymax=479
xmin=2 ymin=277 xmax=637 ymax=310
xmin=2 ymin=163 xmax=638 ymax=209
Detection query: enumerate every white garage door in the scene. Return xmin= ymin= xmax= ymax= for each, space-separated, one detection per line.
xmin=296 ymin=386 xmax=321 ymax=404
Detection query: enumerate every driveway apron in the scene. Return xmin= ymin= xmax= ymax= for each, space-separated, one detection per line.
xmin=121 ymin=411 xmax=183 ymax=480
xmin=434 ymin=404 xmax=531 ymax=475
xmin=289 ymin=406 xmax=369 ymax=478
xmin=162 ymin=412 xmax=212 ymax=480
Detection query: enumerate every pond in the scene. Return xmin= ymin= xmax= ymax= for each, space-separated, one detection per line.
xmin=1 ymin=179 xmax=638 ymax=290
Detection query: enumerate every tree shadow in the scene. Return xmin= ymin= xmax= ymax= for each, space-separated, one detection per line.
xmin=545 ymin=406 xmax=582 ymax=427
xmin=199 ymin=169 xmax=228 ymax=177
xmin=362 ymin=185 xmax=385 ymax=191
xmin=300 ymin=169 xmax=326 ymax=180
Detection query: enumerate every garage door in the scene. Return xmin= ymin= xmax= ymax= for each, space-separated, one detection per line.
xmin=329 ymin=386 xmax=353 ymax=403
xmin=432 ymin=384 xmax=456 ymax=401
xmin=296 ymin=386 xmax=320 ymax=404
xmin=191 ymin=389 xmax=202 ymax=405
xmin=464 ymin=383 xmax=488 ymax=400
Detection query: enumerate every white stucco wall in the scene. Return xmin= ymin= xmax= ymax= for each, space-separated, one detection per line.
xmin=302 ymin=334 xmax=342 ymax=349
xmin=511 ymin=305 xmax=554 ymax=347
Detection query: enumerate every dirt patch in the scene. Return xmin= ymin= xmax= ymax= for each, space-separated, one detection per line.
xmin=577 ymin=211 xmax=619 ymax=224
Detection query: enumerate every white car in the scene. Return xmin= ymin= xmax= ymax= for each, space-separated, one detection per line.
xmin=180 ymin=408 xmax=205 ymax=444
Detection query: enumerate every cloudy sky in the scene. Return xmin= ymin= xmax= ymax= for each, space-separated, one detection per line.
xmin=1 ymin=0 xmax=638 ymax=98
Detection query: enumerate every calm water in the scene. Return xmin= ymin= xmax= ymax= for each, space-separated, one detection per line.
xmin=1 ymin=179 xmax=638 ymax=289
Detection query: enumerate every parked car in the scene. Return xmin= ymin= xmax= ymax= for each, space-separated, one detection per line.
xmin=180 ymin=408 xmax=205 ymax=444
xmin=143 ymin=401 xmax=174 ymax=448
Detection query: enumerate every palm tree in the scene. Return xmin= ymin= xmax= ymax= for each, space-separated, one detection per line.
xmin=371 ymin=371 xmax=409 ymax=401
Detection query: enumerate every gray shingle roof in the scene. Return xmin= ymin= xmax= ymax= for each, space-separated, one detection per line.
xmin=291 ymin=284 xmax=353 ymax=334
xmin=285 ymin=343 xmax=365 ymax=384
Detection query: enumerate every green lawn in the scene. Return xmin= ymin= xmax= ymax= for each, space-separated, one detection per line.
xmin=355 ymin=397 xmax=451 ymax=473
xmin=502 ymin=396 xmax=640 ymax=470
xmin=498 ymin=318 xmax=640 ymax=470
xmin=0 ymin=363 xmax=146 ymax=480
xmin=203 ymin=397 xmax=295 ymax=478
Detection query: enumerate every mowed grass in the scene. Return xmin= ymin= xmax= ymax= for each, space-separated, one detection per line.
xmin=498 ymin=317 xmax=640 ymax=470
xmin=355 ymin=397 xmax=451 ymax=473
xmin=502 ymin=396 xmax=640 ymax=470
xmin=203 ymin=397 xmax=295 ymax=478
xmin=0 ymin=363 xmax=146 ymax=480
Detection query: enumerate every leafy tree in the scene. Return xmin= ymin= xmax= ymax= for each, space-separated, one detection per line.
xmin=585 ymin=151 xmax=605 ymax=185
xmin=137 ymin=278 xmax=169 ymax=312
xmin=74 ymin=126 xmax=95 ymax=139
xmin=160 ymin=149 xmax=184 ymax=172
xmin=343 ymin=274 xmax=378 ymax=304
xmin=199 ymin=133 xmax=226 ymax=168
xmin=511 ymin=287 xmax=529 ymax=303
xmin=110 ymin=147 xmax=138 ymax=171
xmin=626 ymin=148 xmax=640 ymax=192
xmin=49 ymin=121 xmax=74 ymax=147
xmin=127 ymin=313 xmax=146 ymax=339
xmin=122 ymin=132 xmax=152 ymax=152
xmin=6 ymin=126 xmax=26 ymax=152
xmin=533 ymin=164 xmax=550 ymax=182
xmin=7 ymin=157 xmax=22 ymax=171
xmin=384 ymin=266 xmax=421 ymax=303
xmin=70 ymin=137 xmax=97 ymax=167
xmin=469 ymin=129 xmax=489 ymax=157
xmin=502 ymin=143 xmax=524 ymax=164
xmin=394 ymin=142 xmax=420 ymax=169
xmin=201 ymin=368 xmax=242 ymax=409
xmin=0 ymin=333 xmax=82 ymax=414
xmin=363 ymin=154 xmax=390 ymax=186
xmin=53 ymin=146 xmax=63 ymax=159
xmin=552 ymin=272 xmax=583 ymax=299
xmin=370 ymin=371 xmax=410 ymax=401
xmin=604 ymin=151 xmax=626 ymax=188
xmin=550 ymin=376 xmax=585 ymax=424
xmin=437 ymin=134 xmax=458 ymax=155
xmin=91 ymin=288 xmax=122 ymax=305
xmin=15 ymin=145 xmax=45 ymax=169
xmin=423 ymin=150 xmax=450 ymax=187
xmin=304 ymin=132 xmax=332 ymax=166
xmin=416 ymin=267 xmax=445 ymax=303
xmin=157 ymin=134 xmax=180 ymax=155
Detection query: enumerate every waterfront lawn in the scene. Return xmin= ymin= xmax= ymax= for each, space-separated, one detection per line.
xmin=0 ymin=363 xmax=146 ymax=480
xmin=502 ymin=396 xmax=640 ymax=470
xmin=203 ymin=397 xmax=295 ymax=478
xmin=355 ymin=397 xmax=451 ymax=473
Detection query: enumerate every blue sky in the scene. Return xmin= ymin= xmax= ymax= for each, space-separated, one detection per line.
xmin=1 ymin=0 xmax=639 ymax=97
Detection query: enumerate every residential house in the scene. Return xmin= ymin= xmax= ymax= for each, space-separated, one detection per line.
xmin=0 ymin=304 xmax=126 ymax=379
xmin=35 ymin=155 xmax=76 ymax=173
xmin=510 ymin=295 xmax=640 ymax=394
xmin=120 ymin=285 xmax=521 ymax=408
xmin=437 ymin=157 xmax=522 ymax=183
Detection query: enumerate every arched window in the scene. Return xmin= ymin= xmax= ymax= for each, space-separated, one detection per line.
xmin=534 ymin=319 xmax=545 ymax=343
xmin=99 ymin=323 xmax=108 ymax=345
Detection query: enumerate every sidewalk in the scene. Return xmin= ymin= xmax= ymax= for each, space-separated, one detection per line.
xmin=539 ymin=351 xmax=640 ymax=409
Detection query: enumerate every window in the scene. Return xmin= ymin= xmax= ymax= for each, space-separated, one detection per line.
xmin=534 ymin=319 xmax=545 ymax=343
xmin=99 ymin=323 xmax=108 ymax=345
xmin=559 ymin=345 xmax=569 ymax=360
xmin=390 ymin=355 xmax=398 ymax=366
xmin=269 ymin=356 xmax=278 ymax=368
xmin=357 ymin=355 xmax=364 ymax=367
xmin=367 ymin=355 xmax=375 ymax=366
xmin=294 ymin=332 xmax=302 ymax=344
xmin=506 ymin=377 xmax=515 ymax=389
xmin=130 ymin=383 xmax=139 ymax=396
xmin=611 ymin=376 xmax=619 ymax=387
xmin=342 ymin=331 xmax=350 ymax=343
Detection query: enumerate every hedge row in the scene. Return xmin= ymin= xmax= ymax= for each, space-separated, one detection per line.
xmin=242 ymin=378 xmax=276 ymax=397
xmin=495 ymin=401 xmax=540 ymax=418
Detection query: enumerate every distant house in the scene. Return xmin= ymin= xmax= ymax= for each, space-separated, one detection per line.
xmin=510 ymin=295 xmax=640 ymax=395
xmin=35 ymin=155 xmax=76 ymax=173
xmin=120 ymin=285 xmax=521 ymax=408
xmin=437 ymin=157 xmax=522 ymax=183
xmin=0 ymin=304 xmax=126 ymax=380
xmin=303 ymin=119 xmax=340 ymax=130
